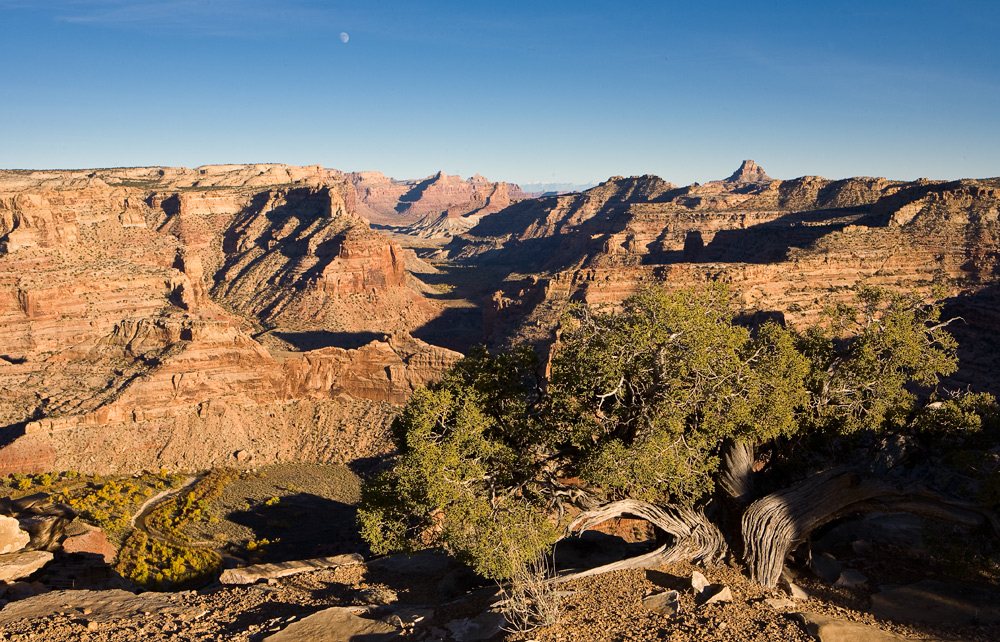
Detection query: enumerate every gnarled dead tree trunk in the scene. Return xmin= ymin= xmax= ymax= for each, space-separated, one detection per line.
xmin=718 ymin=439 xmax=757 ymax=507
xmin=742 ymin=468 xmax=1000 ymax=587
xmin=552 ymin=499 xmax=726 ymax=583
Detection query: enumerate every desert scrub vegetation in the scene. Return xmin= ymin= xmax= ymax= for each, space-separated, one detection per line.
xmin=144 ymin=468 xmax=237 ymax=541
xmin=3 ymin=470 xmax=185 ymax=545
xmin=115 ymin=530 xmax=222 ymax=590
xmin=360 ymin=282 xmax=1000 ymax=587
xmin=116 ymin=469 xmax=236 ymax=590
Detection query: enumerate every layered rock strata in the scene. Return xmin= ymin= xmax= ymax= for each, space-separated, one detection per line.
xmin=458 ymin=163 xmax=1000 ymax=393
xmin=348 ymin=170 xmax=528 ymax=235
xmin=0 ymin=165 xmax=460 ymax=474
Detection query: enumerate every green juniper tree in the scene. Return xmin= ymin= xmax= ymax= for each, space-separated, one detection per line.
xmin=360 ymin=283 xmax=999 ymax=586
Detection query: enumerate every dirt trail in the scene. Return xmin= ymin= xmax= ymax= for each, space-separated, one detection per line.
xmin=129 ymin=476 xmax=196 ymax=529
xmin=129 ymin=476 xmax=219 ymax=549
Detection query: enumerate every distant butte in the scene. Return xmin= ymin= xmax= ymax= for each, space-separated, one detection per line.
xmin=725 ymin=159 xmax=773 ymax=184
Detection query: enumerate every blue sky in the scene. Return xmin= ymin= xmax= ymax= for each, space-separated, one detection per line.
xmin=1 ymin=1 xmax=998 ymax=185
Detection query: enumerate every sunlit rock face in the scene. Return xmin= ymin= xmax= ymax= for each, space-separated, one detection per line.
xmin=458 ymin=162 xmax=1000 ymax=394
xmin=0 ymin=165 xmax=458 ymax=474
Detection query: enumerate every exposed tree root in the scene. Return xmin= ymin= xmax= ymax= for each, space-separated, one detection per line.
xmin=742 ymin=468 xmax=1000 ymax=587
xmin=551 ymin=499 xmax=726 ymax=584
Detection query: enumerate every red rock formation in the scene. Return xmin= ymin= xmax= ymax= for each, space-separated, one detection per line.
xmin=0 ymin=164 xmax=458 ymax=474
xmin=464 ymin=163 xmax=1000 ymax=394
xmin=347 ymin=170 xmax=528 ymax=230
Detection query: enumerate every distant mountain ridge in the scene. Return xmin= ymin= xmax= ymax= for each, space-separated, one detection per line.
xmin=347 ymin=170 xmax=528 ymax=237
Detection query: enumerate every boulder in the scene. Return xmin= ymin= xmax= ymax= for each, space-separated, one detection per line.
xmin=61 ymin=523 xmax=116 ymax=563
xmin=0 ymin=515 xmax=29 ymax=554
xmin=2 ymin=494 xmax=77 ymax=551
xmin=642 ymin=590 xmax=680 ymax=617
xmin=690 ymin=570 xmax=709 ymax=594
xmin=780 ymin=577 xmax=810 ymax=601
xmin=700 ymin=585 xmax=733 ymax=606
xmin=689 ymin=570 xmax=733 ymax=608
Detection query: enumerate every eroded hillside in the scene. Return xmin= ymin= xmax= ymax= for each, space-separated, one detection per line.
xmin=0 ymin=165 xmax=463 ymax=474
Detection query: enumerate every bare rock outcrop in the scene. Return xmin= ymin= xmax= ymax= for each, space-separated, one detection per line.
xmin=0 ymin=165 xmax=459 ymax=474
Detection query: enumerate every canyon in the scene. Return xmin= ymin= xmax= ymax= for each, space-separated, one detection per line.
xmin=0 ymin=165 xmax=462 ymax=474
xmin=0 ymin=161 xmax=998 ymax=475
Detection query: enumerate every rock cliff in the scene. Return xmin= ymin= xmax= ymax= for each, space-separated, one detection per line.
xmin=347 ymin=170 xmax=528 ymax=235
xmin=457 ymin=163 xmax=1000 ymax=393
xmin=0 ymin=165 xmax=460 ymax=474
xmin=2 ymin=161 xmax=998 ymax=474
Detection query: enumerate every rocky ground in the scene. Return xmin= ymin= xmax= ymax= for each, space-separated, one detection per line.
xmin=2 ymin=539 xmax=999 ymax=642
xmin=2 ymin=465 xmax=1000 ymax=642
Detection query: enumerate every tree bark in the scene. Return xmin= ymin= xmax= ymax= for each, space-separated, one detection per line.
xmin=552 ymin=499 xmax=726 ymax=584
xmin=718 ymin=439 xmax=756 ymax=507
xmin=742 ymin=467 xmax=1000 ymax=587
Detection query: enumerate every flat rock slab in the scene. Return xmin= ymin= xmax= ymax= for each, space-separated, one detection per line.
xmin=61 ymin=524 xmax=116 ymax=563
xmin=264 ymin=606 xmax=400 ymax=642
xmin=870 ymin=580 xmax=1000 ymax=625
xmin=219 ymin=553 xmax=363 ymax=585
xmin=0 ymin=550 xmax=52 ymax=582
xmin=794 ymin=612 xmax=915 ymax=642
xmin=0 ymin=589 xmax=203 ymax=624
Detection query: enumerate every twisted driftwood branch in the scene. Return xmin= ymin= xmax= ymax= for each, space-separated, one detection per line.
xmin=551 ymin=499 xmax=726 ymax=584
xmin=742 ymin=468 xmax=1000 ymax=587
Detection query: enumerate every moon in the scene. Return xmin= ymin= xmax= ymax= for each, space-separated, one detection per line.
xmin=339 ymin=32 xmax=349 ymax=44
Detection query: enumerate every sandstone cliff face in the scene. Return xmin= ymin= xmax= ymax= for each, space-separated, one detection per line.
xmin=0 ymin=318 xmax=460 ymax=475
xmin=3 ymin=160 xmax=997 ymax=475
xmin=347 ymin=170 xmax=528 ymax=234
xmin=463 ymin=164 xmax=1000 ymax=394
xmin=208 ymin=185 xmax=435 ymax=334
xmin=0 ymin=165 xmax=459 ymax=474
